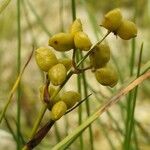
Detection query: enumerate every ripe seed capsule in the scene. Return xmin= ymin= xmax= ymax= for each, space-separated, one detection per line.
xmin=35 ymin=46 xmax=58 ymax=72
xmin=101 ymin=8 xmax=122 ymax=32
xmin=69 ymin=18 xmax=83 ymax=36
xmin=116 ymin=19 xmax=137 ymax=40
xmin=61 ymin=91 xmax=81 ymax=109
xmin=49 ymin=33 xmax=74 ymax=52
xmin=95 ymin=66 xmax=118 ymax=87
xmin=74 ymin=31 xmax=92 ymax=51
xmin=51 ymin=101 xmax=67 ymax=121
xmin=48 ymin=63 xmax=67 ymax=86
xmin=89 ymin=43 xmax=110 ymax=69
xmin=58 ymin=58 xmax=72 ymax=71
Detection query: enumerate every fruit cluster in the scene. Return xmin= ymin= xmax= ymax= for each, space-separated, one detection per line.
xmin=101 ymin=8 xmax=137 ymax=40
xmin=35 ymin=8 xmax=137 ymax=121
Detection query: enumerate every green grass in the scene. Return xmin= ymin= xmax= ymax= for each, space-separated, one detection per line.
xmin=0 ymin=1 xmax=150 ymax=150
xmin=16 ymin=0 xmax=21 ymax=149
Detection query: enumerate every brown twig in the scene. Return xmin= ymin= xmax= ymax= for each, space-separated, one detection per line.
xmin=24 ymin=120 xmax=55 ymax=150
xmin=22 ymin=94 xmax=92 ymax=150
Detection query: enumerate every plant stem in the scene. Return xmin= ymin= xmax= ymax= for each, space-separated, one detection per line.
xmin=71 ymin=0 xmax=84 ymax=149
xmin=77 ymin=31 xmax=110 ymax=68
xmin=125 ymin=43 xmax=143 ymax=150
xmin=17 ymin=0 xmax=21 ymax=149
xmin=81 ymin=54 xmax=94 ymax=150
xmin=54 ymin=123 xmax=61 ymax=142
xmin=124 ymin=38 xmax=136 ymax=150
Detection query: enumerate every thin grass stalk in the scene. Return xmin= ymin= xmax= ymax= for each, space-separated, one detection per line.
xmin=125 ymin=43 xmax=143 ymax=150
xmin=71 ymin=0 xmax=84 ymax=148
xmin=17 ymin=0 xmax=21 ymax=149
xmin=54 ymin=123 xmax=61 ymax=142
xmin=26 ymin=0 xmax=51 ymax=36
xmin=124 ymin=37 xmax=136 ymax=149
xmin=80 ymin=0 xmax=101 ymax=39
xmin=81 ymin=57 xmax=94 ymax=150
xmin=22 ymin=0 xmax=37 ymax=46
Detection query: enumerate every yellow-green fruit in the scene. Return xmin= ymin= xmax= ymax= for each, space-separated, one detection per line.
xmin=61 ymin=91 xmax=81 ymax=109
xmin=74 ymin=31 xmax=92 ymax=51
xmin=116 ymin=20 xmax=137 ymax=40
xmin=49 ymin=33 xmax=74 ymax=51
xmin=95 ymin=67 xmax=118 ymax=87
xmin=58 ymin=58 xmax=72 ymax=71
xmin=48 ymin=63 xmax=67 ymax=86
xmin=89 ymin=44 xmax=110 ymax=69
xmin=51 ymin=101 xmax=67 ymax=121
xmin=35 ymin=46 xmax=58 ymax=72
xmin=70 ymin=18 xmax=83 ymax=36
xmin=101 ymin=8 xmax=122 ymax=32
xmin=48 ymin=86 xmax=61 ymax=105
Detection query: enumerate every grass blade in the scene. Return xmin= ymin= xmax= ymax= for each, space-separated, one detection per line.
xmin=52 ymin=70 xmax=150 ymax=150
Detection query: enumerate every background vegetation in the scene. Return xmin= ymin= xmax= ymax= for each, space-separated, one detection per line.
xmin=0 ymin=0 xmax=150 ymax=150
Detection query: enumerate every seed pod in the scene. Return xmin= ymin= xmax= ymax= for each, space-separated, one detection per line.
xmin=101 ymin=8 xmax=122 ymax=32
xmin=49 ymin=33 xmax=74 ymax=52
xmin=89 ymin=44 xmax=110 ymax=69
xmin=61 ymin=91 xmax=81 ymax=109
xmin=58 ymin=58 xmax=72 ymax=71
xmin=116 ymin=19 xmax=137 ymax=40
xmin=35 ymin=46 xmax=58 ymax=72
xmin=48 ymin=63 xmax=67 ymax=86
xmin=51 ymin=101 xmax=67 ymax=121
xmin=69 ymin=18 xmax=83 ymax=36
xmin=74 ymin=31 xmax=92 ymax=51
xmin=95 ymin=66 xmax=118 ymax=87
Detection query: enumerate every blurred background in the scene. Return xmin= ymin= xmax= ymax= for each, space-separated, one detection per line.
xmin=0 ymin=0 xmax=150 ymax=150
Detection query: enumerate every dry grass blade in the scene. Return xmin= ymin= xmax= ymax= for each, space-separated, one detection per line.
xmin=52 ymin=71 xmax=150 ymax=150
xmin=0 ymin=48 xmax=34 ymax=123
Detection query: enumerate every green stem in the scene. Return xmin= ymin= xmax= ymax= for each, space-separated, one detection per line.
xmin=77 ymin=31 xmax=110 ymax=68
xmin=77 ymin=57 xmax=83 ymax=149
xmin=81 ymin=56 xmax=94 ymax=150
xmin=17 ymin=0 xmax=21 ymax=149
xmin=71 ymin=0 xmax=84 ymax=149
xmin=125 ymin=43 xmax=143 ymax=150
xmin=54 ymin=123 xmax=61 ymax=142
